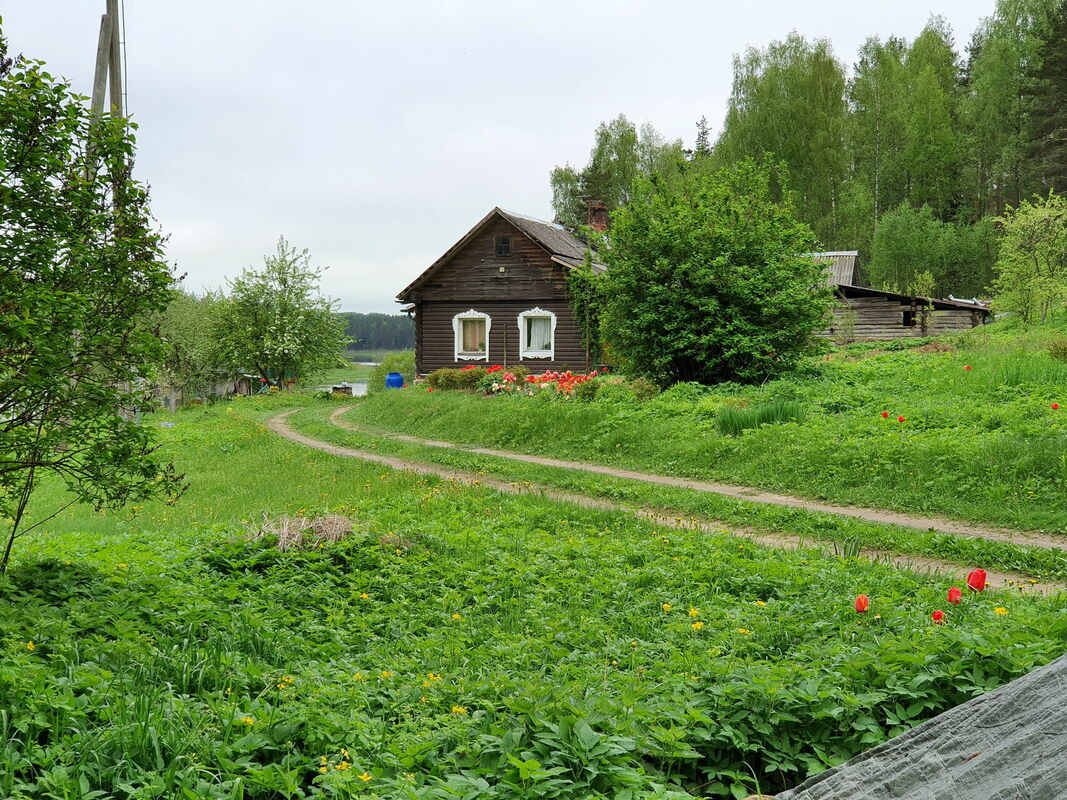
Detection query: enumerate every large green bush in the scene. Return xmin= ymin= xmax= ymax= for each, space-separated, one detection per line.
xmin=600 ymin=160 xmax=833 ymax=385
xmin=426 ymin=367 xmax=487 ymax=391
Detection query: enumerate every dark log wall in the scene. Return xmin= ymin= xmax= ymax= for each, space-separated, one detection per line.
xmin=411 ymin=217 xmax=591 ymax=373
xmin=820 ymin=295 xmax=984 ymax=341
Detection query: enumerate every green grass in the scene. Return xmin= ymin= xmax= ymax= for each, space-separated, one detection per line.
xmin=3 ymin=396 xmax=1065 ymax=799
xmin=291 ymin=405 xmax=1067 ymax=582
xmin=337 ymin=321 xmax=1067 ymax=533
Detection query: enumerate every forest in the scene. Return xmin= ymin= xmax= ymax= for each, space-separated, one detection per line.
xmin=551 ymin=0 xmax=1067 ymax=299
xmin=339 ymin=311 xmax=415 ymax=352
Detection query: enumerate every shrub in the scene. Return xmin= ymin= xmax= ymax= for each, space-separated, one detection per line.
xmin=715 ymin=399 xmax=806 ymax=436
xmin=599 ymin=159 xmax=833 ymax=385
xmin=572 ymin=378 xmax=599 ymax=402
xmin=1048 ymin=337 xmax=1067 ymax=363
xmin=370 ymin=349 xmax=415 ymax=392
xmin=427 ymin=366 xmax=487 ymax=391
xmin=629 ymin=377 xmax=660 ymax=402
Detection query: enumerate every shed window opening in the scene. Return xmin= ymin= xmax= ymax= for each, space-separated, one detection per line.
xmin=461 ymin=319 xmax=486 ymax=353
xmin=495 ymin=236 xmax=512 ymax=256
xmin=525 ymin=317 xmax=552 ymax=352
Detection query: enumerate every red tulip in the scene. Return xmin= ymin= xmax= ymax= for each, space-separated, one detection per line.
xmin=947 ymin=587 xmax=962 ymax=605
xmin=966 ymin=568 xmax=987 ymax=592
xmin=897 ymin=415 xmax=906 ymax=422
xmin=964 ymin=365 xmax=972 ymax=370
xmin=931 ymin=610 xmax=945 ymax=624
xmin=1053 ymin=403 xmax=1060 ymax=410
xmin=854 ymin=594 xmax=869 ymax=613
xmin=427 ymin=387 xmax=434 ymax=393
xmin=881 ymin=411 xmax=889 ymax=418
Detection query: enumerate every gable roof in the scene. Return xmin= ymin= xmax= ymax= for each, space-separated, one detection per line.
xmin=396 ymin=207 xmax=602 ymax=303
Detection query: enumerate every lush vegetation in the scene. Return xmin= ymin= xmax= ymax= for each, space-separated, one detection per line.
xmin=552 ymin=0 xmax=1067 ymax=300
xmin=595 ymin=160 xmax=833 ymax=384
xmin=336 ymin=321 xmax=1067 ymax=533
xmin=0 ymin=31 xmax=182 ymax=574
xmin=212 ymin=237 xmax=349 ymax=388
xmin=3 ymin=396 xmax=1065 ymax=800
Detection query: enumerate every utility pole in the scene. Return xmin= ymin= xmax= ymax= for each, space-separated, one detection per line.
xmin=90 ymin=0 xmax=124 ymax=120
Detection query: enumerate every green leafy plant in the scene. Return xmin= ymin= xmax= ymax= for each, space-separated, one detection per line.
xmin=0 ymin=33 xmax=185 ymax=573
xmin=600 ymin=159 xmax=833 ymax=385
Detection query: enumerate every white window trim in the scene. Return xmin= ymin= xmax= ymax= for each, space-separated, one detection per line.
xmin=453 ymin=309 xmax=491 ymax=361
xmin=517 ymin=307 xmax=557 ymax=360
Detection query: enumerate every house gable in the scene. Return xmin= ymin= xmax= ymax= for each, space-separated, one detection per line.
xmin=411 ymin=214 xmax=570 ymax=305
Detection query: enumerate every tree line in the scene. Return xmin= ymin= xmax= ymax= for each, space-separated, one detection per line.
xmin=552 ymin=0 xmax=1067 ymax=299
xmin=339 ymin=312 xmax=414 ymax=352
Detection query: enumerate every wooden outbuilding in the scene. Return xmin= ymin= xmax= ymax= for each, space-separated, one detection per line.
xmin=397 ymin=208 xmax=602 ymax=375
xmin=813 ymin=251 xmax=989 ymax=341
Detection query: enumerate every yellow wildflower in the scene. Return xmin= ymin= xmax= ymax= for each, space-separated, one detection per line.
xmin=380 ymin=670 xmax=394 ymax=679
xmin=420 ymin=695 xmax=428 ymax=703
xmin=240 ymin=716 xmax=255 ymax=726
xmin=691 ymin=621 xmax=704 ymax=631
xmin=630 ymin=641 xmax=638 ymax=647
xmin=451 ymin=705 xmax=468 ymax=714
xmin=320 ymin=757 xmax=328 ymax=765
xmin=451 ymin=613 xmax=462 ymax=620
xmin=318 ymin=766 xmax=328 ymax=774
xmin=23 ymin=641 xmax=35 ymax=651
xmin=334 ymin=761 xmax=351 ymax=771
xmin=359 ymin=593 xmax=370 ymax=600
xmin=353 ymin=672 xmax=365 ymax=681
xmin=428 ymin=672 xmax=442 ymax=680
xmin=662 ymin=603 xmax=672 ymax=612
xmin=357 ymin=772 xmax=372 ymax=782
xmin=688 ymin=607 xmax=700 ymax=618
xmin=754 ymin=600 xmax=767 ymax=606
xmin=737 ymin=628 xmax=751 ymax=635
xmin=994 ymin=607 xmax=1009 ymax=616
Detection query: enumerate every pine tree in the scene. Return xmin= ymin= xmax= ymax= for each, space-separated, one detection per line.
xmin=1027 ymin=0 xmax=1067 ymax=192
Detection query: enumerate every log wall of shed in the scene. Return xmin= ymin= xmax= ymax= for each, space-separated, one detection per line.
xmin=819 ymin=295 xmax=983 ymax=341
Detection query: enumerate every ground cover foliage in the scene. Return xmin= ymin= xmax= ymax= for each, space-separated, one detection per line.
xmin=344 ymin=321 xmax=1067 ymax=534
xmin=3 ymin=398 xmax=1066 ymax=799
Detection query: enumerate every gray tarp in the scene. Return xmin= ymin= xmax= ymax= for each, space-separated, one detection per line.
xmin=776 ymin=655 xmax=1067 ymax=800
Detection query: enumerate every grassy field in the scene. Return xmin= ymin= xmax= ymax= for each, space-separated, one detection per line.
xmin=2 ymin=395 xmax=1065 ymax=799
xmin=337 ymin=321 xmax=1067 ymax=533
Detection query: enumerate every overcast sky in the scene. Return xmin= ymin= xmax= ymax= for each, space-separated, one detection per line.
xmin=6 ymin=1 xmax=994 ymax=312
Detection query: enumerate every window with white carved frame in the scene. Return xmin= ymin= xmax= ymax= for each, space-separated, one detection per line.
xmin=517 ymin=307 xmax=556 ymax=360
xmin=452 ymin=310 xmax=490 ymax=361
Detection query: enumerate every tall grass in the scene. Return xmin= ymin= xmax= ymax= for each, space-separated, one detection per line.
xmin=715 ymin=400 xmax=807 ymax=436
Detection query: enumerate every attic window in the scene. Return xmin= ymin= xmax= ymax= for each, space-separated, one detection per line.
xmin=495 ymin=236 xmax=512 ymax=256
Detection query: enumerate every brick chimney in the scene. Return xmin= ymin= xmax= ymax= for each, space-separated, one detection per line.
xmin=586 ymin=200 xmax=608 ymax=232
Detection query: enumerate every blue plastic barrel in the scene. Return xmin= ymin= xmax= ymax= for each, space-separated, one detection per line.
xmin=384 ymin=372 xmax=404 ymax=389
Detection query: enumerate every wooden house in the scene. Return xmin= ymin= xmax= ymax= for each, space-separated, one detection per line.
xmin=397 ymin=207 xmax=604 ymax=375
xmin=813 ymin=251 xmax=989 ymax=341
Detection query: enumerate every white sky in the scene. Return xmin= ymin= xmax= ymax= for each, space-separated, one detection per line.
xmin=4 ymin=1 xmax=994 ymax=312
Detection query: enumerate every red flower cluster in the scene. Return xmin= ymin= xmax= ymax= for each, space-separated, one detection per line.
xmin=487 ymin=365 xmax=504 ymax=374
xmin=523 ymin=370 xmax=598 ymax=395
xmin=855 ymin=566 xmax=987 ymax=625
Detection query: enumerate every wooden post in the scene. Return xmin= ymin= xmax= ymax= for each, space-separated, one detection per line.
xmin=106 ymin=0 xmax=123 ymax=117
xmin=90 ymin=13 xmax=112 ymax=119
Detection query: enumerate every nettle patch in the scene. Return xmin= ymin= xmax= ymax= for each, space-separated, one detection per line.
xmin=2 ymin=469 xmax=1064 ymax=799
